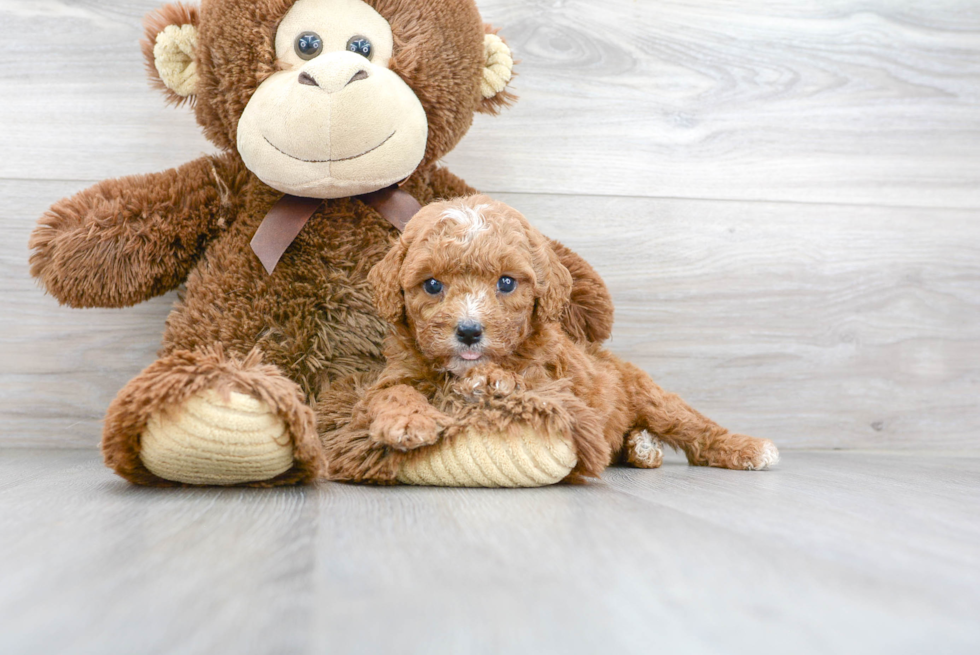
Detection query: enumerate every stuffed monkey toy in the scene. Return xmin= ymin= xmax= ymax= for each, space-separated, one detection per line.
xmin=29 ymin=0 xmax=613 ymax=486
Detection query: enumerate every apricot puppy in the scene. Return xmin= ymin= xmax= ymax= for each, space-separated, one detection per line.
xmin=323 ymin=195 xmax=779 ymax=483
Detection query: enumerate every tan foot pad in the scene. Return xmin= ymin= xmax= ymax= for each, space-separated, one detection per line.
xmin=140 ymin=389 xmax=294 ymax=485
xmin=396 ymin=426 xmax=577 ymax=488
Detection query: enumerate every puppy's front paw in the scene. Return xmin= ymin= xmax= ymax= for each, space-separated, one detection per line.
xmin=369 ymin=407 xmax=446 ymax=451
xmin=457 ymin=366 xmax=522 ymax=402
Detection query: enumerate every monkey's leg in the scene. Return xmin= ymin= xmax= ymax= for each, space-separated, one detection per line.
xmin=624 ymin=364 xmax=779 ymax=471
xmin=102 ymin=347 xmax=324 ymax=486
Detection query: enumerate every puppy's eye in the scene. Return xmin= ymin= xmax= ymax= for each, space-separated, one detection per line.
xmin=423 ymin=278 xmax=443 ymax=295
xmin=295 ymin=32 xmax=323 ymax=60
xmin=347 ymin=36 xmax=373 ymax=59
xmin=497 ymin=276 xmax=517 ymax=294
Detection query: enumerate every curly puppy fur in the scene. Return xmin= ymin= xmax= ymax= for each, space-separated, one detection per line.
xmin=321 ymin=196 xmax=779 ymax=483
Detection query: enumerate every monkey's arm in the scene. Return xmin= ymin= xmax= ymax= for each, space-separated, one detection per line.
xmin=29 ymin=152 xmax=249 ymax=308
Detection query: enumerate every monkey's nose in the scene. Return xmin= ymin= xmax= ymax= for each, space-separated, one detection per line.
xmin=297 ymin=66 xmax=370 ymax=93
xmin=456 ymin=321 xmax=484 ymax=346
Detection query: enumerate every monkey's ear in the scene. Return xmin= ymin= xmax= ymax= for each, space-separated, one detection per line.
xmin=478 ymin=26 xmax=517 ymax=114
xmin=142 ymin=3 xmax=200 ymax=106
xmin=368 ymin=239 xmax=410 ymax=325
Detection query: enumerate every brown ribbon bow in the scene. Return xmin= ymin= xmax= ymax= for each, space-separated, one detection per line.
xmin=250 ymin=184 xmax=422 ymax=275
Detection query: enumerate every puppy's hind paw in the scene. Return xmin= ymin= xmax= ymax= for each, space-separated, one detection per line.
xmin=744 ymin=439 xmax=780 ymax=470
xmin=711 ymin=435 xmax=780 ymax=470
xmin=625 ymin=429 xmax=663 ymax=469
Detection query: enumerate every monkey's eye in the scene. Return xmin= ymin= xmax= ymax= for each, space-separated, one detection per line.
xmin=497 ymin=276 xmax=517 ymax=294
xmin=295 ymin=32 xmax=323 ymax=60
xmin=423 ymin=278 xmax=443 ymax=295
xmin=347 ymin=36 xmax=373 ymax=59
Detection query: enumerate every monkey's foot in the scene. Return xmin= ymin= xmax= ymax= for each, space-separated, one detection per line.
xmin=140 ymin=389 xmax=295 ymax=485
xmin=103 ymin=348 xmax=324 ymax=486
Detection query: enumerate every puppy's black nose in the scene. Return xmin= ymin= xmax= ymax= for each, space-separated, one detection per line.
xmin=456 ymin=321 xmax=483 ymax=346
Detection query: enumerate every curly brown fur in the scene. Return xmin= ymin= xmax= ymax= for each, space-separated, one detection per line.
xmin=321 ymin=196 xmax=778 ymax=483
xmin=30 ymin=0 xmax=611 ymax=486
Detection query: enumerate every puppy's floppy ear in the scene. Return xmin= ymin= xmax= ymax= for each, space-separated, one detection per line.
xmin=368 ymin=238 xmax=409 ymax=324
xmin=528 ymin=227 xmax=574 ymax=324
xmin=478 ymin=25 xmax=517 ymax=115
xmin=142 ymin=3 xmax=200 ymax=106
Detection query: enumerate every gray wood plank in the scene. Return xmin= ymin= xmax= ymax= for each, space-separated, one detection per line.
xmin=6 ymin=180 xmax=977 ymax=450
xmin=0 ymin=178 xmax=173 ymax=447
xmin=496 ymin=192 xmax=980 ymax=452
xmin=0 ymin=449 xmax=978 ymax=654
xmin=1 ymin=1 xmax=978 ymax=207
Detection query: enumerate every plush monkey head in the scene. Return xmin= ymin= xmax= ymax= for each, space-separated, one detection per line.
xmin=143 ymin=0 xmax=516 ymax=198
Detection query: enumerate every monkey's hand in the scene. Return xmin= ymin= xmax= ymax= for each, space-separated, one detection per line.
xmin=29 ymin=153 xmax=247 ymax=308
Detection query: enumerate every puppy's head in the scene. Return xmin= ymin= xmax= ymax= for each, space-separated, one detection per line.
xmin=369 ymin=195 xmax=573 ymax=375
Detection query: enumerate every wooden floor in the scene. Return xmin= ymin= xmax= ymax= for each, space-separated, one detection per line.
xmin=1 ymin=449 xmax=978 ymax=654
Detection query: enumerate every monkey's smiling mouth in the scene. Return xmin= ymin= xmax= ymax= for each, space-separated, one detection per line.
xmin=263 ymin=131 xmax=396 ymax=164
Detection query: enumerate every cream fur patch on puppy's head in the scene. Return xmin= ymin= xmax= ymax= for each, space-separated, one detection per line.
xmin=442 ymin=203 xmax=490 ymax=243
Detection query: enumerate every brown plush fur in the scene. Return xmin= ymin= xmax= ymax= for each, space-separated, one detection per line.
xmin=320 ymin=197 xmax=778 ymax=484
xmin=29 ymin=0 xmax=613 ymax=486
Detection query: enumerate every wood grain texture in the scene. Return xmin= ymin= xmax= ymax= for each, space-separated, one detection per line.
xmin=1 ymin=1 xmax=978 ymax=207
xmin=495 ymin=192 xmax=980 ymax=451
xmin=3 ymin=182 xmax=979 ymax=450
xmin=451 ymin=0 xmax=980 ymax=207
xmin=1 ymin=1 xmax=978 ymax=451
xmin=0 ymin=180 xmax=174 ymax=447
xmin=1 ymin=449 xmax=978 ymax=654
